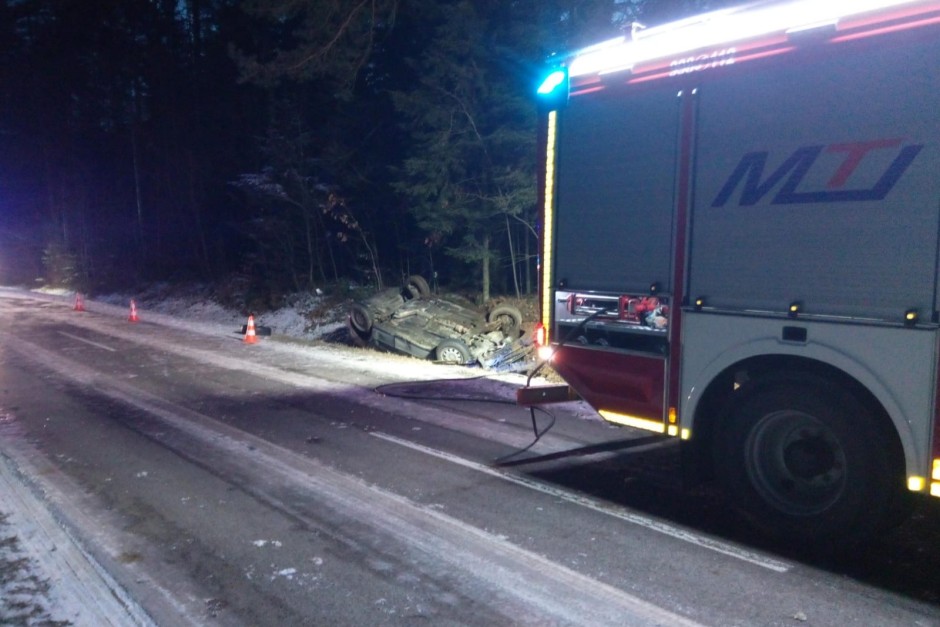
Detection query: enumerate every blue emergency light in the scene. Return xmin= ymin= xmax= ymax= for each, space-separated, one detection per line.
xmin=537 ymin=69 xmax=567 ymax=96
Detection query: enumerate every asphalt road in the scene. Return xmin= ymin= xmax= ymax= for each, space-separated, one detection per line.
xmin=1 ymin=292 xmax=939 ymax=626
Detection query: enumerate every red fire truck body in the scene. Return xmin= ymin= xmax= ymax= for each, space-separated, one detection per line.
xmin=533 ymin=0 xmax=940 ymax=541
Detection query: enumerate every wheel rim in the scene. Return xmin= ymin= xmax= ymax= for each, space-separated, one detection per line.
xmin=744 ymin=409 xmax=847 ymax=516
xmin=488 ymin=306 xmax=522 ymax=333
xmin=350 ymin=307 xmax=370 ymax=332
xmin=438 ymin=346 xmax=465 ymax=363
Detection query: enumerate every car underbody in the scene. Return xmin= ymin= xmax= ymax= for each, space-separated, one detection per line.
xmin=348 ymin=276 xmax=532 ymax=371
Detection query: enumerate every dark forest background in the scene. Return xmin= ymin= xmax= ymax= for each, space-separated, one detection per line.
xmin=0 ymin=0 xmax=730 ymax=303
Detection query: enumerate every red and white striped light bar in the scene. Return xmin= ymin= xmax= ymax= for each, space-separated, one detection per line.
xmin=567 ymin=0 xmax=940 ymax=80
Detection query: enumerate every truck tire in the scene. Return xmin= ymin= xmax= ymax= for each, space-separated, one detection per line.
xmin=714 ymin=374 xmax=899 ymax=544
xmin=349 ymin=303 xmax=374 ymax=334
xmin=434 ymin=339 xmax=471 ymax=365
xmin=405 ymin=275 xmax=431 ymax=300
xmin=487 ymin=305 xmax=523 ymax=334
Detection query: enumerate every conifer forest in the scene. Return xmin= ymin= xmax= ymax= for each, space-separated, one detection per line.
xmin=0 ymin=0 xmax=727 ymax=301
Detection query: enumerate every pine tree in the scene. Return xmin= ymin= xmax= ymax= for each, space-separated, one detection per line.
xmin=391 ymin=0 xmax=541 ymax=301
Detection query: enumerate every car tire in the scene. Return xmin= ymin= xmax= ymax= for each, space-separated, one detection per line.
xmin=349 ymin=303 xmax=374 ymax=333
xmin=347 ymin=317 xmax=371 ymax=347
xmin=487 ymin=305 xmax=523 ymax=334
xmin=405 ymin=275 xmax=432 ymax=300
xmin=434 ymin=339 xmax=472 ymax=365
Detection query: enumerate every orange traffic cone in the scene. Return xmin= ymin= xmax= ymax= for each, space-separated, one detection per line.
xmin=73 ymin=292 xmax=85 ymax=312
xmin=244 ymin=315 xmax=258 ymax=344
xmin=128 ymin=299 xmax=140 ymax=323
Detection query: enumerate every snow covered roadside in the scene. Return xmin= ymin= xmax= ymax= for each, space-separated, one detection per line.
xmin=92 ymin=285 xmax=347 ymax=342
xmin=0 ymin=452 xmax=156 ymax=627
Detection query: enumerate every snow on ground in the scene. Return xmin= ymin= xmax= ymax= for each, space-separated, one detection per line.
xmin=93 ymin=284 xmax=347 ymax=341
xmin=0 ymin=453 xmax=157 ymax=627
xmin=0 ymin=512 xmax=59 ymax=625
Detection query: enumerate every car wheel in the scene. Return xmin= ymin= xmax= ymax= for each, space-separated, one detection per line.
xmin=349 ymin=303 xmax=374 ymax=333
xmin=434 ymin=339 xmax=471 ymax=365
xmin=347 ymin=317 xmax=371 ymax=347
xmin=487 ymin=305 xmax=523 ymax=334
xmin=405 ymin=275 xmax=432 ymax=300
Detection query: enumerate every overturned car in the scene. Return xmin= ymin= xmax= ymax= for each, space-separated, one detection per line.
xmin=348 ymin=275 xmax=529 ymax=368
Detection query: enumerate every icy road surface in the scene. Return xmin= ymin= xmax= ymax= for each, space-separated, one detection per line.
xmin=1 ymin=288 xmax=939 ymax=626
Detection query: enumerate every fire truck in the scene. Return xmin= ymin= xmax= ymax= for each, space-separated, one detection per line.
xmin=527 ymin=0 xmax=940 ymax=542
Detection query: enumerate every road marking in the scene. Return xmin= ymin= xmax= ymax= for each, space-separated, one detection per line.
xmin=44 ymin=306 xmax=789 ymax=574
xmin=46 ymin=313 xmax=596 ymax=455
xmin=371 ymin=431 xmax=792 ymax=573
xmin=57 ymin=331 xmax=118 ymax=352
xmin=8 ymin=336 xmax=708 ymax=627
xmin=40 ymin=307 xmax=787 ymax=573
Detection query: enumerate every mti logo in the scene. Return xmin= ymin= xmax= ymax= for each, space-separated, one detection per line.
xmin=711 ymin=139 xmax=923 ymax=207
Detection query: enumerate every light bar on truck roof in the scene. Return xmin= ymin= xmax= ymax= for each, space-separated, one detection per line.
xmin=566 ymin=0 xmax=940 ymax=80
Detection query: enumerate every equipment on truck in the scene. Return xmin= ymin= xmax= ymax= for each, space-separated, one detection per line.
xmin=525 ymin=0 xmax=940 ymax=542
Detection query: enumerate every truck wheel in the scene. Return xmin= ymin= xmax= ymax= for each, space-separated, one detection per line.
xmin=715 ymin=374 xmax=898 ymax=544
xmin=405 ymin=275 xmax=431 ymax=299
xmin=349 ymin=303 xmax=374 ymax=333
xmin=487 ymin=305 xmax=523 ymax=334
xmin=434 ymin=339 xmax=471 ymax=365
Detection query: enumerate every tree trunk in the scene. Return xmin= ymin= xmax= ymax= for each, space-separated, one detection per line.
xmin=505 ymin=214 xmax=520 ymax=298
xmin=131 ymin=127 xmax=144 ymax=251
xmin=524 ymin=227 xmax=532 ymax=295
xmin=481 ymin=233 xmax=491 ymax=302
